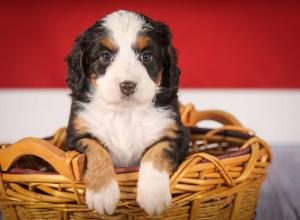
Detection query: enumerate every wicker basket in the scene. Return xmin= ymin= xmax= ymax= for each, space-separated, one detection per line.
xmin=0 ymin=104 xmax=272 ymax=220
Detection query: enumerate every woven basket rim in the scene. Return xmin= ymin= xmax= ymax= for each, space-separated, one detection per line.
xmin=3 ymin=126 xmax=254 ymax=176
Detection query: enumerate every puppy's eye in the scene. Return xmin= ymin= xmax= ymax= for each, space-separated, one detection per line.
xmin=99 ymin=51 xmax=113 ymax=65
xmin=139 ymin=51 xmax=153 ymax=64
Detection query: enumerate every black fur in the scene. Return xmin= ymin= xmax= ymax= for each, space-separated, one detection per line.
xmin=66 ymin=11 xmax=190 ymax=170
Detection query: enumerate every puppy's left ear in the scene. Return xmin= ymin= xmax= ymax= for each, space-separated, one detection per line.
xmin=164 ymin=45 xmax=180 ymax=90
xmin=66 ymin=35 xmax=88 ymax=97
xmin=154 ymin=22 xmax=180 ymax=90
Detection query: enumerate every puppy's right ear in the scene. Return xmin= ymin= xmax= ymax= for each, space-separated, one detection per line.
xmin=66 ymin=36 xmax=87 ymax=97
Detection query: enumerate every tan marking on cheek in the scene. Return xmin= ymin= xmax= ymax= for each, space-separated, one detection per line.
xmin=80 ymin=138 xmax=116 ymax=191
xmin=100 ymin=37 xmax=116 ymax=51
xmin=155 ymin=69 xmax=163 ymax=86
xmin=135 ymin=35 xmax=151 ymax=50
xmin=142 ymin=141 xmax=173 ymax=172
xmin=72 ymin=117 xmax=88 ymax=135
xmin=90 ymin=73 xmax=97 ymax=87
xmin=164 ymin=123 xmax=178 ymax=139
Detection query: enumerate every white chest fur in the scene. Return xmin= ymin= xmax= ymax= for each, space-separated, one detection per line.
xmin=78 ymin=100 xmax=174 ymax=167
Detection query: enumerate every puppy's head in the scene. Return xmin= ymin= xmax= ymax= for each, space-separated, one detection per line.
xmin=66 ymin=10 xmax=179 ymax=108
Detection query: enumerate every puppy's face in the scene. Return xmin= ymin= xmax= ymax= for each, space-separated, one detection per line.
xmin=67 ymin=10 xmax=179 ymax=108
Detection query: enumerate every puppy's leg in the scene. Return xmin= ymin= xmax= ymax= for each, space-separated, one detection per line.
xmin=137 ymin=122 xmax=189 ymax=216
xmin=81 ymin=138 xmax=120 ymax=215
xmin=137 ymin=140 xmax=174 ymax=216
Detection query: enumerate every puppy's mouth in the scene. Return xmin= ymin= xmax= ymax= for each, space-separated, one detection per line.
xmin=105 ymin=100 xmax=145 ymax=110
xmin=121 ymin=94 xmax=135 ymax=101
xmin=120 ymin=95 xmax=145 ymax=106
xmin=100 ymin=94 xmax=145 ymax=108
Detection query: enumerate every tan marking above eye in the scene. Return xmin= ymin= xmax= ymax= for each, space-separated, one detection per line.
xmin=100 ymin=37 xmax=116 ymax=51
xmin=135 ymin=35 xmax=151 ymax=50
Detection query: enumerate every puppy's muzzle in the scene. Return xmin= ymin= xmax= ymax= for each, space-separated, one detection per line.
xmin=119 ymin=81 xmax=137 ymax=96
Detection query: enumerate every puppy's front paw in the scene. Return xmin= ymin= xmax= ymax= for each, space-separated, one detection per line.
xmin=85 ymin=180 xmax=120 ymax=215
xmin=137 ymin=162 xmax=172 ymax=215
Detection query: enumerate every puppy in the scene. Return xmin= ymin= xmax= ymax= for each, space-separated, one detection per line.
xmin=66 ymin=10 xmax=189 ymax=216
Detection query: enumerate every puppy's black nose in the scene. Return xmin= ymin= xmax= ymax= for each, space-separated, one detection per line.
xmin=119 ymin=81 xmax=137 ymax=96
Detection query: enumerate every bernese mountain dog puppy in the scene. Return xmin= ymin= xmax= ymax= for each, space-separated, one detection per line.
xmin=66 ymin=10 xmax=189 ymax=216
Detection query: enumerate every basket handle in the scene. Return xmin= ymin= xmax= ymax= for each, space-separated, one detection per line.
xmin=180 ymin=104 xmax=243 ymax=127
xmin=0 ymin=137 xmax=85 ymax=181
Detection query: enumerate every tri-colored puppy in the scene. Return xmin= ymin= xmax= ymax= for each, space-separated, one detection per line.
xmin=66 ymin=10 xmax=189 ymax=216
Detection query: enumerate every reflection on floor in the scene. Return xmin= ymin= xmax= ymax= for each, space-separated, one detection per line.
xmin=256 ymin=146 xmax=300 ymax=220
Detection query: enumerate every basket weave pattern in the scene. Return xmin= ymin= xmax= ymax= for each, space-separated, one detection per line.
xmin=0 ymin=104 xmax=272 ymax=220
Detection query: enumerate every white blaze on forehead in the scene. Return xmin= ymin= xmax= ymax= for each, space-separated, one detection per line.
xmin=94 ymin=10 xmax=157 ymax=107
xmin=102 ymin=10 xmax=147 ymax=48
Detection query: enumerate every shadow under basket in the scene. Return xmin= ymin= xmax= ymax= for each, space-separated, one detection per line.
xmin=0 ymin=104 xmax=272 ymax=220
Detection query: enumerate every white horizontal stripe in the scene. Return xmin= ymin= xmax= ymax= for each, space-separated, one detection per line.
xmin=0 ymin=89 xmax=299 ymax=146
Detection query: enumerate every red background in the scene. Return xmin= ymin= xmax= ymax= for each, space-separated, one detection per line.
xmin=0 ymin=1 xmax=299 ymax=88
